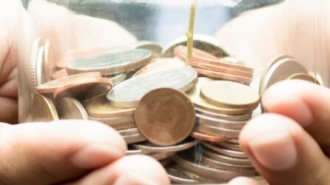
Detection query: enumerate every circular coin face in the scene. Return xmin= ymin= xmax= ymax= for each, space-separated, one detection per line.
xmin=135 ymin=88 xmax=196 ymax=146
xmin=201 ymin=80 xmax=260 ymax=109
xmin=28 ymin=93 xmax=59 ymax=122
xmin=56 ymin=97 xmax=88 ymax=119
xmin=66 ymin=49 xmax=152 ymax=75
xmin=107 ymin=66 xmax=197 ymax=108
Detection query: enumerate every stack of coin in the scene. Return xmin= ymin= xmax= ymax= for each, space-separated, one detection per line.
xmin=174 ymin=45 xmax=254 ymax=85
xmin=26 ymin=35 xmax=323 ymax=184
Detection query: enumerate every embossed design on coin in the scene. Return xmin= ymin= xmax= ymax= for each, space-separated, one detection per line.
xmin=107 ymin=67 xmax=197 ymax=108
xmin=135 ymin=88 xmax=195 ymax=146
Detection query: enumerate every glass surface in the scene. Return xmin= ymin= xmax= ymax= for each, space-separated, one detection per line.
xmin=17 ymin=0 xmax=328 ymax=184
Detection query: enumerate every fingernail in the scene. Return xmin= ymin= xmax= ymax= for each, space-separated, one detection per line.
xmin=114 ymin=174 xmax=159 ymax=185
xmin=72 ymin=144 xmax=122 ymax=169
xmin=248 ymin=131 xmax=297 ymax=171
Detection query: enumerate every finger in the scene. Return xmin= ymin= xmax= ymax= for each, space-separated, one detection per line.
xmin=228 ymin=177 xmax=260 ymax=185
xmin=262 ymin=80 xmax=330 ymax=147
xmin=66 ymin=155 xmax=170 ymax=185
xmin=240 ymin=113 xmax=330 ymax=185
xmin=0 ymin=120 xmax=126 ymax=185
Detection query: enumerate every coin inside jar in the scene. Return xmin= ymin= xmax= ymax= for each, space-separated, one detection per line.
xmin=200 ymin=80 xmax=260 ymax=109
xmin=135 ymin=88 xmax=195 ymax=146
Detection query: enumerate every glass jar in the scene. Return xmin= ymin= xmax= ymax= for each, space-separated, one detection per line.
xmin=18 ymin=0 xmax=329 ymax=184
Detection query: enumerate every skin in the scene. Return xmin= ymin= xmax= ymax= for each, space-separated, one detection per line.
xmin=0 ymin=0 xmax=330 ymax=184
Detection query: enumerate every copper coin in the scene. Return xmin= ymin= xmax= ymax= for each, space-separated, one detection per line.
xmin=174 ymin=45 xmax=252 ymax=73
xmin=27 ymin=93 xmax=59 ymax=122
xmin=36 ymin=72 xmax=102 ymax=94
xmin=132 ymin=57 xmax=185 ymax=77
xmin=107 ymin=67 xmax=197 ymax=108
xmin=55 ymin=96 xmax=88 ymax=119
xmin=191 ymin=132 xmax=228 ymax=143
xmin=259 ymin=55 xmax=307 ymax=95
xmin=66 ymin=49 xmax=152 ymax=75
xmin=53 ymin=77 xmax=113 ymax=100
xmin=83 ymin=96 xmax=135 ymax=118
xmin=162 ymin=34 xmax=228 ymax=58
xmin=135 ymin=88 xmax=195 ymax=146
xmin=196 ymin=68 xmax=252 ymax=84
xmin=195 ymin=124 xmax=240 ymax=138
xmin=200 ymin=80 xmax=260 ymax=109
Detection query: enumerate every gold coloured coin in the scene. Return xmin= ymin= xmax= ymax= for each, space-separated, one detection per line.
xmin=195 ymin=107 xmax=251 ymax=121
xmin=83 ymin=96 xmax=135 ymax=118
xmin=187 ymin=77 xmax=253 ymax=115
xmin=135 ymin=88 xmax=195 ymax=146
xmin=66 ymin=49 xmax=152 ymax=75
xmin=286 ymin=73 xmax=320 ymax=84
xmin=107 ymin=67 xmax=197 ymax=108
xmin=89 ymin=116 xmax=136 ymax=130
xmin=28 ymin=93 xmax=59 ymax=122
xmin=196 ymin=113 xmax=246 ymax=130
xmin=201 ymin=80 xmax=260 ymax=109
xmin=55 ymin=96 xmax=88 ymax=119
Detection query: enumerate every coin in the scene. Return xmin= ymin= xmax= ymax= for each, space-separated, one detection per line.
xmin=107 ymin=67 xmax=197 ymax=108
xmin=202 ymin=142 xmax=247 ymax=158
xmin=133 ymin=138 xmax=198 ymax=154
xmin=259 ymin=55 xmax=308 ymax=95
xmin=135 ymin=88 xmax=195 ymax=146
xmin=66 ymin=49 xmax=152 ymax=75
xmin=28 ymin=93 xmax=59 ymax=122
xmin=106 ymin=73 xmax=127 ymax=85
xmin=191 ymin=132 xmax=228 ymax=143
xmin=196 ymin=113 xmax=246 ymax=130
xmin=286 ymin=73 xmax=320 ymax=84
xmin=173 ymin=151 xmax=246 ymax=182
xmin=203 ymin=148 xmax=252 ymax=166
xmin=118 ymin=128 xmax=140 ymax=136
xmin=51 ymin=69 xmax=68 ymax=80
xmin=88 ymin=116 xmax=136 ymax=130
xmin=135 ymin=41 xmax=163 ymax=58
xmin=195 ymin=124 xmax=240 ymax=138
xmin=36 ymin=72 xmax=102 ymax=94
xmin=187 ymin=77 xmax=253 ymax=115
xmin=122 ymin=133 xmax=146 ymax=144
xmin=55 ymin=96 xmax=88 ymax=119
xmin=195 ymin=107 xmax=251 ymax=121
xmin=30 ymin=37 xmax=42 ymax=88
xmin=166 ymin=164 xmax=210 ymax=184
xmin=162 ymin=34 xmax=228 ymax=58
xmin=53 ymin=77 xmax=113 ymax=100
xmin=174 ymin=45 xmax=253 ymax=78
xmin=83 ymin=96 xmax=135 ymax=118
xmin=200 ymin=80 xmax=260 ymax=109
xmin=132 ymin=57 xmax=186 ymax=77
xmin=196 ymin=68 xmax=252 ymax=84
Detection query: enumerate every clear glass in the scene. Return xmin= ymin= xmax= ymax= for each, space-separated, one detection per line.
xmin=18 ymin=0 xmax=328 ymax=184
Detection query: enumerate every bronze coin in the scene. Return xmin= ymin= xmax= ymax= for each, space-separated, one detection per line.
xmin=55 ymin=96 xmax=88 ymax=119
xmin=195 ymin=68 xmax=252 ymax=85
xmin=135 ymin=88 xmax=195 ymax=146
xmin=27 ymin=93 xmax=59 ymax=122
xmin=174 ymin=45 xmax=253 ymax=73
xmin=191 ymin=132 xmax=228 ymax=143
xmin=36 ymin=72 xmax=102 ymax=94
xmin=53 ymin=77 xmax=113 ymax=100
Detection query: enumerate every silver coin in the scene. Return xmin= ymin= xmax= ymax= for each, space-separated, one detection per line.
xmin=123 ymin=133 xmax=146 ymax=144
xmin=195 ymin=107 xmax=252 ymax=121
xmin=203 ymin=148 xmax=252 ymax=166
xmin=149 ymin=152 xmax=176 ymax=161
xmin=135 ymin=41 xmax=163 ymax=58
xmin=166 ymin=164 xmax=210 ymax=184
xmin=66 ymin=49 xmax=152 ymax=76
xmin=260 ymin=56 xmax=308 ymax=95
xmin=162 ymin=34 xmax=229 ymax=58
xmin=196 ymin=113 xmax=247 ymax=130
xmin=133 ymin=139 xmax=198 ymax=154
xmin=106 ymin=73 xmax=127 ymax=86
xmin=202 ymin=142 xmax=247 ymax=159
xmin=107 ymin=66 xmax=198 ymax=108
xmin=194 ymin=124 xmax=241 ymax=138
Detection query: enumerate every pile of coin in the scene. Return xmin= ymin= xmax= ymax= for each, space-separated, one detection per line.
xmin=25 ymin=34 xmax=320 ymax=184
